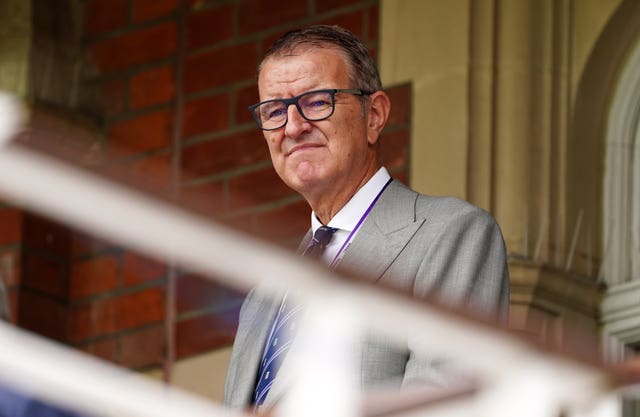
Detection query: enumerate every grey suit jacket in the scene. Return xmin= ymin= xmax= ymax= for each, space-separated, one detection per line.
xmin=222 ymin=180 xmax=509 ymax=408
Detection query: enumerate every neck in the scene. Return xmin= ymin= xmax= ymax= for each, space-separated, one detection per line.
xmin=305 ymin=164 xmax=380 ymax=225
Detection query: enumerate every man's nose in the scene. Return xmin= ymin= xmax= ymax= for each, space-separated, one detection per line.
xmin=284 ymin=104 xmax=311 ymax=138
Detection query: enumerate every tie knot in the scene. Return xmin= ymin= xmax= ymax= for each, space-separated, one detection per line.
xmin=303 ymin=226 xmax=338 ymax=258
xmin=312 ymin=226 xmax=337 ymax=248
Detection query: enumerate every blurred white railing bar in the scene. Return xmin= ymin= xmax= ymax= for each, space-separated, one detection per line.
xmin=0 ymin=321 xmax=247 ymax=417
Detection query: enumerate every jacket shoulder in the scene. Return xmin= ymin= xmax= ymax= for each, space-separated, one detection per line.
xmin=388 ymin=180 xmax=496 ymax=225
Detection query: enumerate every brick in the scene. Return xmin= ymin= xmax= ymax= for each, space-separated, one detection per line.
xmin=84 ymin=0 xmax=128 ymax=37
xmin=7 ymin=290 xmax=18 ymax=323
xmin=235 ymin=84 xmax=258 ymax=125
xmin=386 ymin=83 xmax=411 ymax=126
xmin=119 ymin=325 xmax=165 ymax=368
xmin=70 ymin=254 xmax=120 ymax=299
xmin=0 ymin=250 xmax=21 ymax=286
xmin=122 ymin=252 xmax=166 ymax=286
xmin=130 ymin=65 xmax=175 ymax=110
xmin=175 ymin=307 xmax=240 ymax=358
xmin=315 ymin=10 xmax=365 ymax=40
xmin=23 ymin=213 xmax=71 ymax=259
xmin=228 ymin=167 xmax=294 ymax=210
xmin=315 ymin=0 xmax=367 ymax=14
xmin=238 ymin=0 xmax=307 ymax=35
xmin=368 ymin=5 xmax=379 ymax=42
xmin=223 ymin=212 xmax=256 ymax=236
xmin=128 ymin=153 xmax=173 ymax=191
xmin=180 ymin=181 xmax=225 ymax=216
xmin=81 ymin=338 xmax=118 ymax=362
xmin=369 ymin=47 xmax=378 ymax=63
xmin=79 ymin=78 xmax=125 ymax=119
xmin=0 ymin=207 xmax=22 ymax=246
xmin=180 ymin=130 xmax=269 ymax=180
xmin=71 ymin=231 xmax=114 ymax=259
xmin=187 ymin=0 xmax=215 ymax=8
xmin=102 ymin=78 xmax=127 ymax=116
xmin=18 ymin=290 xmax=69 ymax=341
xmin=110 ymin=158 xmax=135 ymax=182
xmin=184 ymin=42 xmax=257 ymax=93
xmin=176 ymin=274 xmax=243 ymax=314
xmin=23 ymin=114 xmax=101 ymax=165
xmin=132 ymin=0 xmax=179 ymax=23
xmin=90 ymin=22 xmax=177 ymax=74
xmin=261 ymin=31 xmax=286 ymax=54
xmin=108 ymin=109 xmax=173 ymax=156
xmin=22 ymin=254 xmax=67 ymax=298
xmin=380 ymin=129 xmax=409 ymax=171
xmin=252 ymin=200 xmax=309 ymax=244
xmin=182 ymin=93 xmax=230 ymax=138
xmin=70 ymin=287 xmax=165 ymax=342
xmin=186 ymin=4 xmax=234 ymax=49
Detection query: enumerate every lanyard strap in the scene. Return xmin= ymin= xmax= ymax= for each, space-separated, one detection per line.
xmin=329 ymin=177 xmax=393 ymax=267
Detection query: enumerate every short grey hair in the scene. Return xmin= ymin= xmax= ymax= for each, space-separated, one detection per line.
xmin=258 ymin=25 xmax=382 ymax=93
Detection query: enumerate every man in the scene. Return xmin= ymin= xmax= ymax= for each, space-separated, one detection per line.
xmin=223 ymin=25 xmax=509 ymax=409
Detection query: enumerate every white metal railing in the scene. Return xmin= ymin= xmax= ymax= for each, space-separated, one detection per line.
xmin=0 ymin=91 xmax=634 ymax=417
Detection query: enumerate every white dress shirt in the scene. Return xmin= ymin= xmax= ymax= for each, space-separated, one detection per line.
xmin=310 ymin=167 xmax=392 ymax=266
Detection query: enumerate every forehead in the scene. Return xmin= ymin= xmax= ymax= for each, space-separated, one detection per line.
xmin=258 ymin=47 xmax=352 ymax=99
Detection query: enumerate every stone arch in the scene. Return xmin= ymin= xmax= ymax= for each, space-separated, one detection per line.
xmin=588 ymin=1 xmax=640 ymax=367
xmin=567 ymin=0 xmax=640 ymax=279
xmin=601 ymin=35 xmax=640 ymax=285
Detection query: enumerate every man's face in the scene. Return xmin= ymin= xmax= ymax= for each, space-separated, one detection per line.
xmin=257 ymin=47 xmax=379 ymax=200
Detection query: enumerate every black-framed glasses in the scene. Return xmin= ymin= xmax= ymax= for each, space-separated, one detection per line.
xmin=248 ymin=88 xmax=373 ymax=131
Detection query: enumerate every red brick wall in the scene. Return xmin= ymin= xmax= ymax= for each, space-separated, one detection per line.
xmin=0 ymin=0 xmax=411 ymax=371
xmin=0 ymin=206 xmax=22 ymax=323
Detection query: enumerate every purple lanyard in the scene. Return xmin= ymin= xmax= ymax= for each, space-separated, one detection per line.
xmin=328 ymin=177 xmax=393 ymax=267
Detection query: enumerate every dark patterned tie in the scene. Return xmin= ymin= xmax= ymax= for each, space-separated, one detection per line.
xmin=253 ymin=226 xmax=338 ymax=406
xmin=302 ymin=225 xmax=338 ymax=258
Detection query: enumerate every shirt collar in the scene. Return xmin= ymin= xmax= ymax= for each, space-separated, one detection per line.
xmin=311 ymin=167 xmax=391 ymax=233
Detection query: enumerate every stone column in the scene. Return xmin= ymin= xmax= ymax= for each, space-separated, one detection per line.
xmin=0 ymin=0 xmax=30 ymax=96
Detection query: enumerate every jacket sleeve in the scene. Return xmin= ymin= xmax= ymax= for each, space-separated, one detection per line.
xmin=403 ymin=203 xmax=509 ymax=387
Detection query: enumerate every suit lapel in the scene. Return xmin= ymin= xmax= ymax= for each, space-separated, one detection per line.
xmin=337 ymin=181 xmax=425 ymax=280
xmin=226 ymin=287 xmax=282 ymax=407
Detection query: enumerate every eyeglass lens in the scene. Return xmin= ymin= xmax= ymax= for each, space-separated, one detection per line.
xmin=256 ymin=90 xmax=334 ymax=130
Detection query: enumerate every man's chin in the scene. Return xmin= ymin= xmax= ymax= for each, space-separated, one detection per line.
xmin=282 ymin=165 xmax=326 ymax=189
xmin=285 ymin=175 xmax=331 ymax=197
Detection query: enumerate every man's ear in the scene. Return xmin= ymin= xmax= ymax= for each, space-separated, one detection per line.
xmin=366 ymin=91 xmax=391 ymax=145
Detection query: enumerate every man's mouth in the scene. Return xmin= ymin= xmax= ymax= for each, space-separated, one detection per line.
xmin=286 ymin=143 xmax=322 ymax=156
